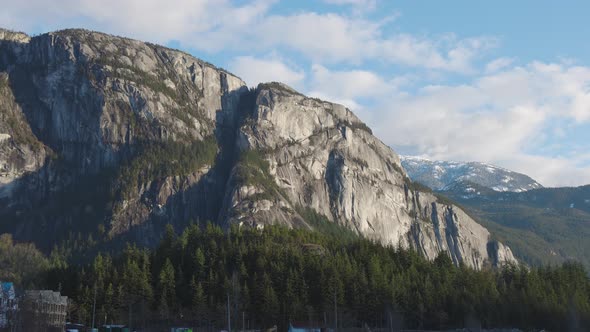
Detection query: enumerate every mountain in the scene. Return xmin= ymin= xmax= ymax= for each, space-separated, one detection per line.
xmin=0 ymin=28 xmax=515 ymax=268
xmin=440 ymin=183 xmax=590 ymax=269
xmin=400 ymin=155 xmax=590 ymax=268
xmin=401 ymin=156 xmax=542 ymax=192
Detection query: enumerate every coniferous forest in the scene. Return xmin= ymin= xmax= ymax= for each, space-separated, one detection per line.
xmin=3 ymin=222 xmax=587 ymax=331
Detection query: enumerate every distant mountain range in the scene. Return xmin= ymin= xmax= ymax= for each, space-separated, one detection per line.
xmin=401 ymin=156 xmax=590 ymax=269
xmin=401 ymin=156 xmax=542 ymax=192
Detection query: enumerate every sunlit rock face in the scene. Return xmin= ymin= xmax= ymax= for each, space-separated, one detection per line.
xmin=220 ymin=83 xmax=516 ymax=269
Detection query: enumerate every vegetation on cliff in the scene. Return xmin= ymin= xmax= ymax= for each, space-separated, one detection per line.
xmin=118 ymin=137 xmax=218 ymax=199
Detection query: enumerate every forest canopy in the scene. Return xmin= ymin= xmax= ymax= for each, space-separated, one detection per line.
xmin=28 ymin=224 xmax=589 ymax=331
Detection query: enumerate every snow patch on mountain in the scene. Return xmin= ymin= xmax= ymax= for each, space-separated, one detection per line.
xmin=401 ymin=156 xmax=543 ymax=192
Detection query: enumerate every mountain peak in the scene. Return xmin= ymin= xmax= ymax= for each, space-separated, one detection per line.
xmin=401 ymin=156 xmax=543 ymax=192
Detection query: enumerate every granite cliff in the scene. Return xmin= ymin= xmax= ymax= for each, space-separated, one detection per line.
xmin=0 ymin=28 xmax=515 ymax=268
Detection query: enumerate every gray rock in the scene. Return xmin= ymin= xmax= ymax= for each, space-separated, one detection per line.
xmin=0 ymin=28 xmax=246 ymax=243
xmin=221 ymin=83 xmax=516 ymax=269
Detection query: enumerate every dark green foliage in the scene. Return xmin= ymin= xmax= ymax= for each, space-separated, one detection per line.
xmin=118 ymin=137 xmax=218 ymax=198
xmin=37 ymin=224 xmax=590 ymax=330
xmin=405 ymin=178 xmax=434 ymax=194
xmin=403 ymin=177 xmax=462 ymax=207
xmin=235 ymin=149 xmax=271 ymax=185
xmin=96 ymin=56 xmax=177 ymax=99
xmin=297 ymin=206 xmax=358 ymax=242
xmin=0 ymin=234 xmax=49 ymax=288
xmin=95 ymin=55 xmax=207 ymax=129
xmin=234 ymin=150 xmax=288 ymax=201
xmin=433 ymin=193 xmax=457 ymax=206
xmin=257 ymin=82 xmax=305 ymax=97
xmin=388 ymin=160 xmax=405 ymax=175
xmin=344 ymin=120 xmax=373 ymax=134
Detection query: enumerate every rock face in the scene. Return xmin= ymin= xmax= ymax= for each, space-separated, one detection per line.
xmin=401 ymin=156 xmax=542 ymax=192
xmin=0 ymin=72 xmax=47 ymax=198
xmin=0 ymin=28 xmax=246 ymax=245
xmin=220 ymin=83 xmax=516 ymax=269
xmin=0 ymin=28 xmax=516 ymax=268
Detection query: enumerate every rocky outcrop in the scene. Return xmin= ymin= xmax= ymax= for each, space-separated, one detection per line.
xmin=220 ymin=83 xmax=516 ymax=269
xmin=408 ymin=191 xmax=515 ymax=268
xmin=0 ymin=28 xmax=516 ymax=268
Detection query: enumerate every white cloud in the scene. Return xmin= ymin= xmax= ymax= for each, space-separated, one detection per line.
xmin=248 ymin=16 xmax=494 ymax=71
xmin=0 ymin=0 xmax=492 ymax=73
xmin=0 ymin=0 xmax=274 ymax=47
xmin=309 ymin=64 xmax=394 ymax=99
xmin=293 ymin=61 xmax=590 ymax=186
xmin=499 ymin=155 xmax=590 ymax=188
xmin=485 ymin=57 xmax=515 ymax=73
xmin=218 ymin=47 xmax=590 ymax=187
xmin=322 ymin=0 xmax=378 ymax=12
xmin=323 ymin=0 xmax=376 ymax=6
xmin=305 ymin=65 xmax=415 ymax=123
xmin=229 ymin=56 xmax=305 ymax=88
xmin=365 ymin=62 xmax=590 ymax=186
xmin=3 ymin=1 xmax=588 ymax=186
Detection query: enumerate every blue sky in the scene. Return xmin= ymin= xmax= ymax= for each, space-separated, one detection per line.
xmin=1 ymin=0 xmax=590 ymax=186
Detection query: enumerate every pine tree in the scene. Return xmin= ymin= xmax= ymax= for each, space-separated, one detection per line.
xmin=158 ymin=258 xmax=176 ymax=320
xmin=190 ymin=276 xmax=207 ymax=325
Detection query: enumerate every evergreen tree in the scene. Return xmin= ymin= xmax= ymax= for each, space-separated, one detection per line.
xmin=158 ymin=258 xmax=176 ymax=320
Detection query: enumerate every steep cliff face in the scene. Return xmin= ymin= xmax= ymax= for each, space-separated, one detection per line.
xmin=0 ymin=28 xmax=246 ymax=244
xmin=221 ymin=83 xmax=516 ymax=269
xmin=0 ymin=28 xmax=515 ymax=268
xmin=0 ymin=72 xmax=47 ymax=198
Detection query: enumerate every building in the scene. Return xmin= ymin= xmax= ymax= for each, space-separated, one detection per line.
xmin=0 ymin=282 xmax=16 ymax=329
xmin=20 ymin=290 xmax=68 ymax=332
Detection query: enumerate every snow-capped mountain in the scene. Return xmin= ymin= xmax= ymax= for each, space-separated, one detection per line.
xmin=401 ymin=156 xmax=543 ymax=192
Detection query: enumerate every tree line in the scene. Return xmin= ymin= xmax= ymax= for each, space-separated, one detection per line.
xmin=31 ymin=222 xmax=587 ymax=331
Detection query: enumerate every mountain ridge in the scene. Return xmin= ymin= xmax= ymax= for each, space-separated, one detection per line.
xmin=401 ymin=155 xmax=543 ymax=192
xmin=0 ymin=27 xmax=515 ymax=268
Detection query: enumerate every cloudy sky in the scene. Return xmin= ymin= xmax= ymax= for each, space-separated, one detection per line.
xmin=2 ymin=0 xmax=590 ymax=187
